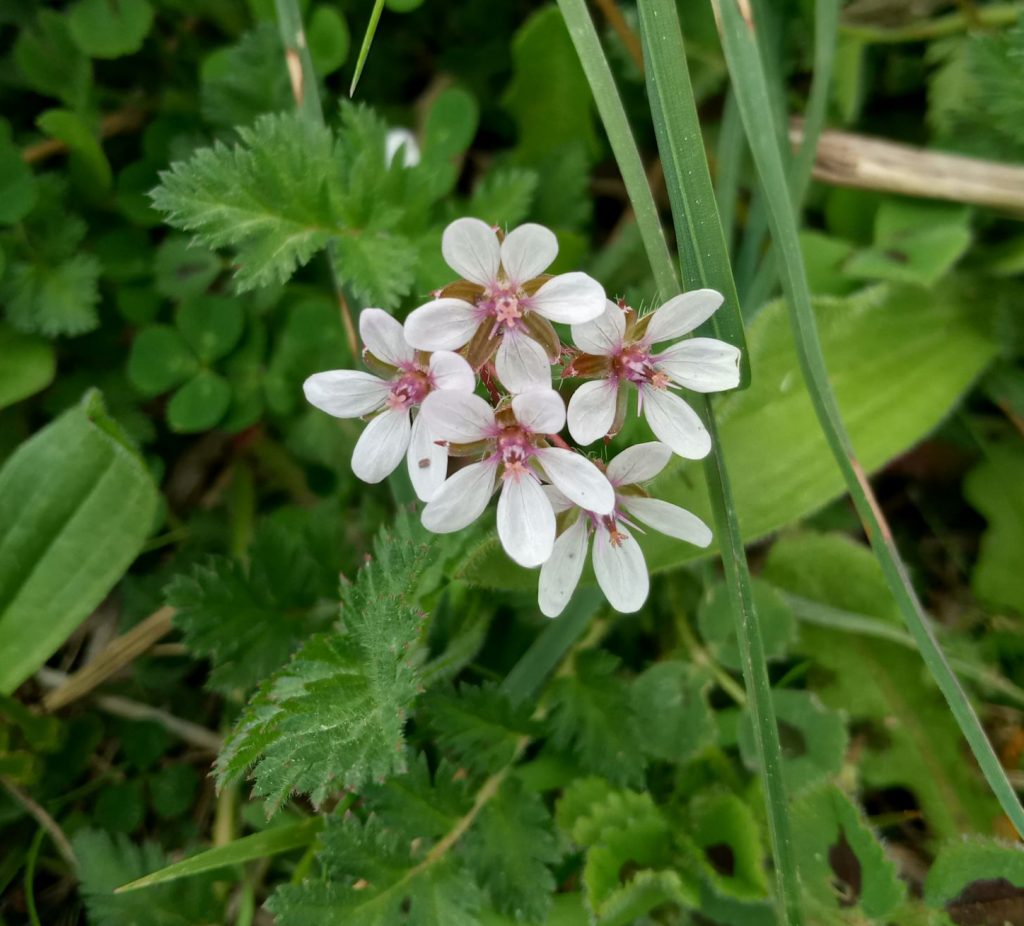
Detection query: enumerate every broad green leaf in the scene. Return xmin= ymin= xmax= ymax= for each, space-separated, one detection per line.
xmin=924 ymin=836 xmax=1024 ymax=908
xmin=127 ymin=326 xmax=199 ymax=397
xmin=423 ymin=87 xmax=479 ymax=161
xmin=0 ymin=122 xmax=37 ymax=225
xmin=963 ymin=442 xmax=1024 ymax=615
xmin=154 ymin=236 xmax=222 ymax=299
xmin=698 ymin=579 xmax=796 ymax=671
xmin=0 ymin=391 xmax=158 ymax=693
xmin=167 ymin=370 xmax=232 ymax=433
xmin=36 ymin=108 xmax=112 ymax=192
xmin=763 ymin=531 xmax=1000 ymax=838
xmin=792 ymin=784 xmax=904 ymax=921
xmin=629 ymin=660 xmax=716 ymax=764
xmin=0 ymin=324 xmax=55 ymax=410
xmin=117 ymin=818 xmax=324 ymax=892
xmin=457 ymin=279 xmax=997 ymax=587
xmin=13 ymin=10 xmax=92 ymax=108
xmin=67 ymin=0 xmax=154 ymax=59
xmin=307 ymin=6 xmax=350 ymax=75
xmin=176 ymin=295 xmax=245 ymax=363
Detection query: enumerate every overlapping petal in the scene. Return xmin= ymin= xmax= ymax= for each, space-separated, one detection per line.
xmin=529 ymin=272 xmax=605 ymax=324
xmin=303 ymin=370 xmax=389 ymax=418
xmin=538 ymin=516 xmax=590 ymax=618
xmin=571 ymin=299 xmax=625 ymax=356
xmin=592 ymin=527 xmax=649 ymax=613
xmin=534 ymin=447 xmax=614 ymax=514
xmin=566 ymin=379 xmax=618 ymax=446
xmin=421 ymin=390 xmax=496 ymax=444
xmin=654 ymin=338 xmax=741 ymax=393
xmin=407 ymin=412 xmax=448 ymax=502
xmin=512 ymin=388 xmax=565 ymax=435
xmin=359 ymin=308 xmax=414 ymax=368
xmin=429 ymin=350 xmax=475 ymax=393
xmin=640 ymin=387 xmax=711 ymax=460
xmin=351 ymin=408 xmax=411 ymax=483
xmin=496 ymin=331 xmax=551 ymax=393
xmin=644 ymin=289 xmax=724 ymax=344
xmin=620 ymin=496 xmax=712 ymax=547
xmin=500 ymin=223 xmax=557 ymax=285
xmin=422 ymin=460 xmax=497 ymax=533
xmin=605 ymin=441 xmax=673 ymax=486
xmin=404 ymin=298 xmax=480 ymax=351
xmin=497 ymin=473 xmax=556 ymax=567
xmin=442 ymin=217 xmax=501 ymax=286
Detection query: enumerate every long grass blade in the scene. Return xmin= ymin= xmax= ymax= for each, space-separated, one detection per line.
xmin=349 ymin=0 xmax=387 ymax=97
xmin=713 ymin=91 xmax=744 ymax=256
xmin=557 ymin=1 xmax=802 ymax=921
xmin=714 ymin=0 xmax=1024 ymax=838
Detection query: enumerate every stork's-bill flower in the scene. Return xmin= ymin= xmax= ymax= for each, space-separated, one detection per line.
xmin=419 ymin=388 xmax=615 ymax=568
xmin=565 ymin=292 xmax=741 ymax=459
xmin=303 ymin=308 xmax=474 ymax=501
xmin=404 ymin=218 xmax=605 ymax=393
xmin=538 ymin=442 xmax=712 ymax=616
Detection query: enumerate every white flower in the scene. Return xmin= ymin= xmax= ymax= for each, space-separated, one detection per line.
xmin=419 ymin=388 xmax=615 ymax=568
xmin=404 ymin=218 xmax=606 ymax=394
xmin=385 ymin=127 xmax=420 ymax=167
xmin=565 ymin=293 xmax=741 ymax=459
xmin=303 ymin=308 xmax=474 ymax=501
xmin=538 ymin=442 xmax=712 ymax=617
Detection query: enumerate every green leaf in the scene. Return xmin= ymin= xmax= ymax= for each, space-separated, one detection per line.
xmin=167 ymin=370 xmax=232 ymax=433
xmin=13 ymin=10 xmax=92 ymax=108
xmin=36 ymin=108 xmax=112 ymax=192
xmin=686 ymin=791 xmax=769 ymax=901
xmin=924 ymin=836 xmax=1024 ymax=908
xmin=75 ymin=829 xmax=222 ymax=925
xmin=269 ymin=815 xmax=485 ymax=925
xmin=307 ymin=6 xmax=350 ymax=75
xmin=216 ymin=516 xmax=434 ymax=811
xmin=331 ymin=230 xmax=416 ymax=310
xmin=467 ymin=168 xmax=538 ymax=229
xmin=698 ymin=579 xmax=796 ymax=671
xmin=176 ymin=295 xmax=245 ymax=363
xmin=0 ymin=390 xmax=158 ymax=693
xmin=503 ymin=7 xmax=597 ymax=165
xmin=629 ymin=660 xmax=716 ymax=764
xmin=67 ymin=0 xmax=154 ymax=59
xmin=151 ymin=112 xmax=340 ymax=292
xmin=763 ymin=531 xmax=1000 ymax=837
xmin=546 ymin=649 xmax=646 ymax=787
xmin=460 ymin=778 xmax=559 ymax=923
xmin=963 ymin=442 xmax=1024 ymax=615
xmin=0 ymin=324 xmax=55 ymax=411
xmin=423 ymin=86 xmax=479 ymax=161
xmin=148 ymin=764 xmax=200 ymax=820
xmin=792 ymin=784 xmax=904 ymax=920
xmin=154 ymin=236 xmax=222 ymax=299
xmin=127 ymin=326 xmax=199 ymax=397
xmin=0 ymin=122 xmax=38 ymax=225
xmin=2 ymin=252 xmax=101 ymax=338
xmin=117 ymin=818 xmax=324 ymax=892
xmin=168 ymin=514 xmax=341 ymax=693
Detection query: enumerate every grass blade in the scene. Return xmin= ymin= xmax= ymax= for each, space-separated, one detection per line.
xmin=636 ymin=3 xmax=801 ymax=922
xmin=274 ymin=0 xmax=325 ymax=121
xmin=714 ymin=0 xmax=1024 ymax=838
xmin=349 ymin=0 xmax=387 ymax=97
xmin=116 ymin=818 xmax=324 ymax=892
xmin=558 ymin=1 xmax=801 ymax=921
xmin=714 ymin=91 xmax=744 ymax=256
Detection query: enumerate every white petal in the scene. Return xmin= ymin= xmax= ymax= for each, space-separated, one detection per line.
xmin=534 ymin=447 xmax=615 ymax=515
xmin=442 ymin=217 xmax=500 ymax=286
xmin=497 ymin=474 xmax=555 ymax=567
xmin=407 ymin=412 xmax=448 ymax=503
xmin=641 ymin=387 xmax=711 ymax=460
xmin=359 ymin=307 xmax=414 ymax=367
xmin=571 ymin=299 xmax=626 ymax=356
xmin=404 ymin=299 xmax=480 ymax=351
xmin=500 ymin=223 xmax=557 ymax=285
xmin=654 ymin=338 xmax=741 ymax=393
xmin=495 ymin=331 xmax=551 ymax=393
xmin=422 ymin=460 xmax=497 ymax=533
xmin=566 ymin=379 xmax=617 ymax=446
xmin=543 ymin=484 xmax=574 ymax=513
xmin=593 ymin=526 xmax=649 ymax=613
xmin=385 ymin=128 xmax=420 ymax=167
xmin=529 ymin=272 xmax=605 ymax=324
xmin=351 ymin=409 xmax=411 ymax=483
xmin=303 ymin=370 xmax=389 ymax=418
xmin=644 ymin=289 xmax=724 ymax=344
xmin=512 ymin=388 xmax=565 ymax=435
xmin=606 ymin=442 xmax=673 ymax=486
xmin=420 ymin=390 xmax=495 ymax=444
xmin=538 ymin=516 xmax=590 ymax=618
xmin=428 ymin=350 xmax=476 ymax=393
xmin=620 ymin=496 xmax=712 ymax=547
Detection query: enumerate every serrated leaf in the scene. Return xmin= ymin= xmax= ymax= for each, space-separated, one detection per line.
xmin=460 ymin=778 xmax=559 ymax=923
xmin=167 ymin=370 xmax=232 ymax=433
xmin=546 ymin=649 xmax=646 ymax=787
xmin=127 ymin=326 xmax=198 ymax=396
xmin=2 ymin=253 xmax=101 ymax=338
xmin=924 ymin=837 xmax=1024 ymax=910
xmin=216 ymin=517 xmax=434 ymax=811
xmin=685 ymin=791 xmax=768 ymax=902
xmin=151 ymin=112 xmax=342 ymax=292
xmin=68 ymin=0 xmax=153 ymax=58
xmin=793 ymin=784 xmax=905 ymax=920
xmin=629 ymin=660 xmax=716 ymax=763
xmin=363 ymin=753 xmax=470 ymax=840
xmin=331 ymin=230 xmax=416 ymax=310
xmin=763 ymin=531 xmax=1000 ymax=837
xmin=268 ymin=815 xmax=485 ymax=926
xmin=424 ymin=684 xmax=534 ymax=775
xmin=467 ymin=168 xmax=538 ymax=228
xmin=698 ymin=579 xmax=796 ymax=671
xmin=963 ymin=442 xmax=1024 ymax=616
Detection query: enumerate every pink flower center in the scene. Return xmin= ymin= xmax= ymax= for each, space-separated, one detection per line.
xmin=611 ymin=343 xmax=669 ymax=389
xmin=494 ymin=425 xmax=536 ymax=480
xmin=479 ymin=283 xmax=529 ymax=336
xmin=387 ymin=367 xmax=433 ymax=410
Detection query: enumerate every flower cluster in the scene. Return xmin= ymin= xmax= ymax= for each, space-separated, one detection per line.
xmin=304 ymin=218 xmax=741 ymax=615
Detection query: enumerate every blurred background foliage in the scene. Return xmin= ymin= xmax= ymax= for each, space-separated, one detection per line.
xmin=1 ymin=0 xmax=1024 ymax=924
